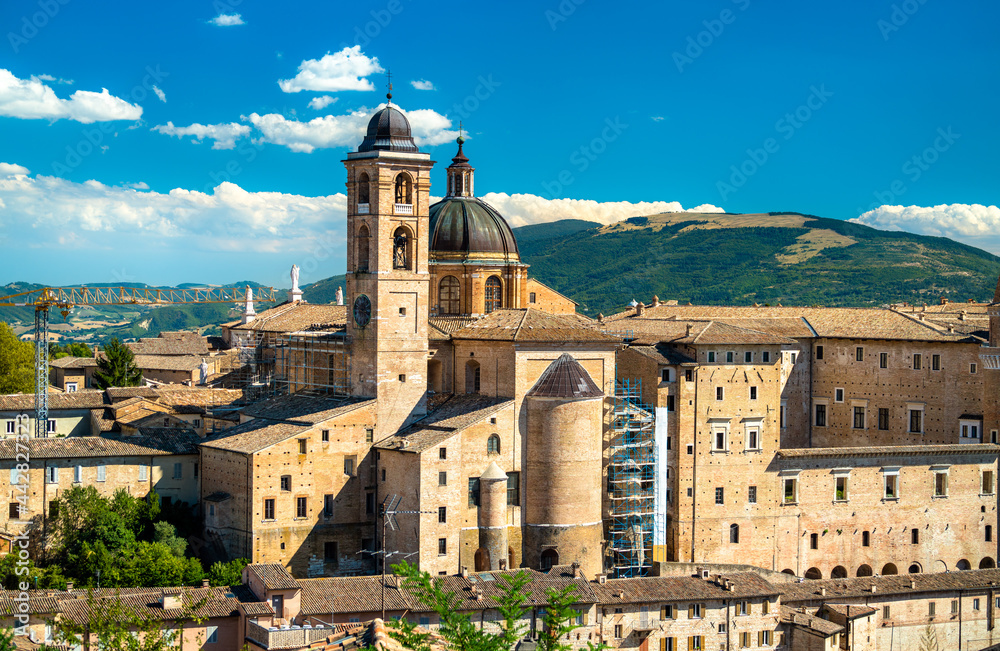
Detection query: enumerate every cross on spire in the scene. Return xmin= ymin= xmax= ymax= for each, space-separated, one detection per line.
xmin=385 ymin=69 xmax=393 ymax=103
xmin=458 ymin=121 xmax=464 ymax=139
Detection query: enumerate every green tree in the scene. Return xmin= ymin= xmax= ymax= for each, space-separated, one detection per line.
xmin=207 ymin=558 xmax=250 ymax=586
xmin=493 ymin=572 xmax=532 ymax=649
xmin=0 ymin=626 xmax=15 ymax=651
xmin=386 ymin=617 xmax=431 ymax=651
xmin=0 ymin=321 xmax=34 ymax=394
xmin=92 ymin=338 xmax=142 ymax=389
xmin=0 ymin=552 xmax=66 ymax=590
xmin=153 ymin=521 xmax=187 ymax=558
xmin=538 ymin=585 xmax=583 ymax=651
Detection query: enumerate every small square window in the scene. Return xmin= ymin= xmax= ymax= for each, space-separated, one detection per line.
xmin=298 ymin=439 xmax=307 ymax=454
xmin=439 ymin=447 xmax=447 ymax=460
xmin=322 ymin=429 xmax=329 ymax=442
xmin=399 ymin=374 xmax=406 ymax=382
xmin=744 ymin=351 xmax=752 ymax=363
xmin=913 ymin=353 xmax=922 ymax=370
xmin=707 ymin=352 xmax=716 ymax=363
xmin=399 ymin=307 xmax=406 ymax=316
xmin=439 ymin=471 xmax=447 ymax=486
xmin=748 ymin=486 xmax=757 ymax=504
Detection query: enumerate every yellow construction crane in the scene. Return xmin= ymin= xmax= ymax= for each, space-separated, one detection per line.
xmin=0 ymin=285 xmax=278 ymax=438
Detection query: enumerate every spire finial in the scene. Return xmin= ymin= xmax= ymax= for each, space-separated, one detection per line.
xmin=457 ymin=120 xmax=465 ymax=145
xmin=385 ymin=68 xmax=393 ymax=104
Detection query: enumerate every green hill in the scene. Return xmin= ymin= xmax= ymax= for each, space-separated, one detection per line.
xmin=516 ymin=212 xmax=1000 ymax=315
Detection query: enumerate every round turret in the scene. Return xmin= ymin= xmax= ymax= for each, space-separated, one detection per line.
xmin=476 ymin=461 xmax=509 ymax=571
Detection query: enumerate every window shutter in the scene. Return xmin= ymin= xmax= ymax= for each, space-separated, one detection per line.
xmin=661 ymin=606 xmax=667 ymax=619
xmin=688 ymin=604 xmax=694 ymax=618
xmin=747 ymin=602 xmax=752 ymax=615
xmin=673 ymin=606 xmax=678 ymax=619
xmin=582 ymin=612 xmax=588 ymax=625
xmin=762 ymin=599 xmax=770 ymax=614
xmin=758 ymin=631 xmax=764 ymax=646
xmin=687 ymin=637 xmax=694 ymax=651
xmin=660 ymin=640 xmax=666 ymax=651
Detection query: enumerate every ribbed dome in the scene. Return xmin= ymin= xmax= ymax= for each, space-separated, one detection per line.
xmin=428 ymin=197 xmax=520 ymax=262
xmin=357 ymin=106 xmax=418 ymax=153
xmin=526 ymin=353 xmax=603 ymax=399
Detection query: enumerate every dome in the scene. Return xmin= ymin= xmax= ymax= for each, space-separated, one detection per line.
xmin=428 ymin=197 xmax=520 ymax=262
xmin=526 ymin=353 xmax=603 ymax=399
xmin=357 ymin=106 xmax=418 ymax=153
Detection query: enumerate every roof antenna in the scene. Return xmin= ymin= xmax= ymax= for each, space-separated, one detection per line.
xmin=385 ymin=68 xmax=393 ymax=105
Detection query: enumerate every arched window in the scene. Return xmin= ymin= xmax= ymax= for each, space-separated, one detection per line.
xmin=357 ymin=171 xmax=370 ymax=205
xmin=881 ymin=563 xmax=898 ymax=575
xmin=357 ymin=224 xmax=370 ymax=272
xmin=454 ymin=173 xmax=463 ymax=196
xmin=804 ymin=567 xmax=822 ymax=580
xmin=831 ymin=566 xmax=848 ymax=579
xmin=395 ymin=173 xmax=412 ymax=205
xmin=487 ymin=434 xmax=500 ymax=455
xmin=392 ymin=226 xmax=411 ymax=270
xmin=485 ymin=276 xmax=502 ymax=313
xmin=729 ymin=523 xmax=739 ymax=544
xmin=540 ymin=549 xmax=558 ymax=571
xmin=781 ymin=569 xmax=795 ymax=576
xmin=908 ymin=563 xmax=922 ymax=574
xmin=439 ymin=276 xmax=461 ymax=315
xmin=856 ymin=564 xmax=873 ymax=577
xmin=980 ymin=557 xmax=996 ymax=569
xmin=957 ymin=559 xmax=972 ymax=571
xmin=474 ymin=548 xmax=490 ymax=572
xmin=465 ymin=360 xmax=481 ymax=394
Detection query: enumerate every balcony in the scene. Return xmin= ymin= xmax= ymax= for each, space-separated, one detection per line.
xmin=246 ymin=621 xmax=343 ymax=650
xmin=394 ymin=203 xmax=413 ymax=215
xmin=357 ymin=203 xmax=369 ymax=214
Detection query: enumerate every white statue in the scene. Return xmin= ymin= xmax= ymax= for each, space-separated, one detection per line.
xmin=198 ymin=358 xmax=209 ymax=384
xmin=243 ymin=286 xmax=256 ymax=324
xmin=336 ymin=286 xmax=344 ymax=306
xmin=290 ymin=264 xmax=300 ymax=292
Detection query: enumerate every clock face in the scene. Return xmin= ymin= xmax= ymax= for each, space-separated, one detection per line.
xmin=353 ymin=294 xmax=372 ymax=328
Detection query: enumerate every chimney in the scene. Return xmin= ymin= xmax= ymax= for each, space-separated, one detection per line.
xmin=636 ymin=302 xmax=645 ymax=317
xmin=820 ymin=587 xmax=826 ymax=596
xmin=571 ymin=562 xmax=581 ymax=578
xmin=597 ymin=313 xmax=604 ymax=324
xmin=597 ymin=574 xmax=607 ymax=584
xmin=162 ymin=591 xmax=182 ymax=609
xmin=65 ymin=581 xmax=74 ymax=591
xmin=686 ymin=324 xmax=693 ymax=337
xmin=460 ymin=566 xmax=469 ymax=579
xmin=202 ymin=578 xmax=210 ymax=588
xmin=651 ymin=295 xmax=660 ymax=307
xmin=960 ymin=311 xmax=967 ymax=321
xmin=910 ymin=579 xmax=916 ymax=589
xmin=616 ymin=590 xmax=625 ymax=599
xmin=870 ymin=584 xmax=877 ymax=593
xmin=940 ymin=296 xmax=948 ymax=305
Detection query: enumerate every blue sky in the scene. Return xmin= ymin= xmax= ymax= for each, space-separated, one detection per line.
xmin=1 ymin=0 xmax=999 ymax=288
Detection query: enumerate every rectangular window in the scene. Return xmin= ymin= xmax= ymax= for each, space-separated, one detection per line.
xmin=96 ymin=464 xmax=106 ymax=482
xmin=173 ymin=463 xmax=182 ymax=479
xmin=816 ymin=345 xmax=824 ymax=360
xmin=952 ymin=600 xmax=959 ymax=614
xmin=48 ymin=500 xmax=58 ymax=520
xmin=438 ymin=538 xmax=447 ymax=555
xmin=468 ymin=478 xmax=481 ymax=506
xmin=878 ymin=408 xmax=889 ymax=430
xmin=280 ymin=475 xmax=291 ymax=491
xmin=759 ymin=631 xmax=772 ymax=646
xmin=853 ymin=406 xmax=865 ymax=429
xmin=264 ymin=499 xmax=275 ymax=520
xmin=365 ymin=428 xmax=374 ymax=443
xmin=810 ymin=532 xmax=818 ymax=549
xmin=690 ymin=636 xmax=702 ymax=650
xmin=322 ymin=429 xmax=329 ymax=442
xmin=666 ymin=394 xmax=675 ymax=411
xmin=661 ymin=368 xmax=670 ymax=382
xmin=46 ymin=466 xmax=58 ymax=484
xmin=836 ymin=476 xmax=849 ymax=501
xmin=439 ymin=447 xmax=447 ymax=460
xmin=912 ymin=528 xmax=919 ymax=544
xmin=707 ymin=351 xmax=716 ymax=363
xmin=783 ymin=477 xmax=797 ymax=504
xmin=909 ymin=409 xmax=923 ymax=433
xmin=685 ymin=369 xmax=693 ymax=381
xmin=46 ymin=419 xmax=56 ymax=433
xmin=762 ymin=351 xmax=770 ymax=363
xmin=884 ymin=474 xmax=898 ymax=499
xmin=344 ymin=457 xmax=355 ymax=476
xmin=715 ymin=487 xmax=724 ymax=505
xmin=726 ymin=352 xmax=734 ymax=364
xmin=399 ymin=374 xmax=406 ymax=382
xmin=296 ymin=497 xmax=307 ymax=518
xmin=206 ymin=626 xmax=218 ymax=644
xmin=972 ymin=363 xmax=978 ymax=374
xmin=507 ymin=471 xmax=520 ymax=505
xmin=862 ymin=530 xmax=870 ymax=546
xmin=974 ymin=598 xmax=981 ymax=611
xmin=324 ymin=541 xmax=338 ymax=565
xmin=744 ymin=351 xmax=752 ymax=363
xmin=835 ymin=388 xmax=845 ymax=402
xmin=815 ymin=404 xmax=827 ymax=427
xmin=883 ymin=606 xmax=891 ymax=619
xmin=932 ymin=354 xmax=941 ymax=370
xmin=8 ymin=502 xmax=19 ymax=519
xmin=880 ymin=352 xmax=888 ymax=368
xmin=438 ymin=471 xmax=447 ymax=486
xmin=780 ymin=402 xmax=786 ymax=429
xmin=4 ymin=421 xmax=13 ymax=434
xmin=748 ymin=486 xmax=757 ymax=504
xmin=983 ymin=471 xmax=995 ymax=495
xmin=529 ymin=292 xmax=536 ymax=303
xmin=138 ymin=465 xmax=147 ymax=481
xmin=366 ymin=492 xmax=375 ymax=515
xmin=713 ymin=428 xmax=727 ymax=451
xmin=614 ymin=625 xmax=623 ymax=639
xmin=324 ymin=494 xmax=334 ymax=517
xmin=749 ymin=386 xmax=757 ymax=400
xmin=934 ymin=472 xmax=948 ymax=497
xmin=987 ymin=525 xmax=993 ymax=542
xmin=74 ymin=465 xmax=82 ymax=483
xmin=298 ymin=438 xmax=307 ymax=454
xmin=661 ymin=605 xmax=675 ymax=619
xmin=740 ymin=632 xmax=751 ymax=648
xmin=856 ymin=346 xmax=864 ymax=361
xmin=737 ymin=601 xmax=748 ymax=615
xmin=661 ymin=637 xmax=675 ymax=651
xmin=913 ymin=354 xmax=922 ymax=370
xmin=689 ymin=603 xmax=702 ymax=618
xmin=746 ymin=428 xmax=759 ymax=450
xmin=716 ymin=387 xmax=724 ymax=401
xmin=762 ymin=600 xmax=770 ymax=615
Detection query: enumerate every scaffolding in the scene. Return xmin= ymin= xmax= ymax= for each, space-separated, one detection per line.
xmin=607 ymin=378 xmax=655 ymax=578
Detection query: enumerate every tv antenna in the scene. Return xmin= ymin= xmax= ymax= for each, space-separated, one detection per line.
xmin=378 ymin=494 xmax=435 ymax=618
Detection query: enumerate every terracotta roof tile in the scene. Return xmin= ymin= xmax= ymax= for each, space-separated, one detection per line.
xmin=229 ymin=303 xmax=348 ymax=334
xmin=592 ymin=573 xmax=779 ymax=604
xmin=780 ymin=605 xmax=843 ymax=636
xmin=299 ymin=576 xmax=410 ymax=615
xmin=199 ymin=419 xmax=311 ymax=454
xmin=525 ymin=354 xmax=603 ymax=399
xmin=777 ymin=443 xmax=1000 ymax=459
xmin=375 ymin=395 xmax=511 ymax=453
xmin=451 ymin=309 xmax=618 ymax=343
xmin=627 ymin=344 xmax=697 ymax=366
xmin=246 ymin=564 xmax=302 ymax=590
xmin=0 ymin=391 xmax=107 ymax=412
xmin=779 ymin=568 xmax=1000 ymax=602
xmin=0 ymin=429 xmax=201 ymax=459
xmin=239 ymin=395 xmax=374 ymax=425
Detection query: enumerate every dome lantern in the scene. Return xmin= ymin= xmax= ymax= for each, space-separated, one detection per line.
xmin=446 ymin=126 xmax=474 ymax=198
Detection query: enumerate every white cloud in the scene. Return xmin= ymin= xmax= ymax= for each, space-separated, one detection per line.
xmin=411 ymin=80 xmax=435 ymax=91
xmin=0 ymin=69 xmax=142 ymax=123
xmin=152 ymin=121 xmax=251 ymax=150
xmin=278 ymin=46 xmax=383 ymax=93
xmin=651 ymin=116 xmax=665 ymax=122
xmin=307 ymin=95 xmax=337 ymax=110
xmin=479 ymin=193 xmax=725 ymax=228
xmin=152 ymin=85 xmax=166 ymax=102
xmin=0 ymin=174 xmax=345 ymax=253
xmin=129 ymin=182 xmax=150 ymax=190
xmin=245 ymin=104 xmax=458 ymax=153
xmin=851 ymin=203 xmax=1000 ymax=254
xmin=209 ymin=13 xmax=245 ymax=26
xmin=36 ymin=74 xmax=72 ymax=84
xmin=0 ymin=163 xmax=29 ymax=177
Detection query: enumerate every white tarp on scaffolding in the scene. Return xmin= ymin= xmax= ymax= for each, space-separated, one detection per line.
xmin=653 ymin=407 xmax=669 ymax=547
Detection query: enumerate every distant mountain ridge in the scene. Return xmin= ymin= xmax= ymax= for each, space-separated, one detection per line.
xmin=4 ymin=212 xmax=998 ymax=337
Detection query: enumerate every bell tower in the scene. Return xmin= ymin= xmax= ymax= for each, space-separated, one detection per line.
xmin=344 ymin=95 xmax=434 ymax=437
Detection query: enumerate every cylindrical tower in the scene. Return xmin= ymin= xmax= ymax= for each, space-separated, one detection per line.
xmin=477 ymin=461 xmax=508 ymax=571
xmin=524 ymin=354 xmax=604 ymax=577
